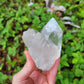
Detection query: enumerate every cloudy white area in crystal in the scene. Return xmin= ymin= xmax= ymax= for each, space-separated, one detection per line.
xmin=22 ymin=18 xmax=63 ymax=70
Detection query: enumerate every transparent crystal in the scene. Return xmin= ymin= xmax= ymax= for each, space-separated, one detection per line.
xmin=22 ymin=18 xmax=63 ymax=70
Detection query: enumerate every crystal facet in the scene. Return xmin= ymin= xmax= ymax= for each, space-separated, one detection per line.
xmin=22 ymin=18 xmax=63 ymax=70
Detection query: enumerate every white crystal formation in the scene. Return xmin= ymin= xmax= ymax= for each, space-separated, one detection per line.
xmin=22 ymin=18 xmax=63 ymax=70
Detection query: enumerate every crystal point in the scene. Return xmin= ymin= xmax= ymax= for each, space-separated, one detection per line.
xmin=22 ymin=18 xmax=63 ymax=70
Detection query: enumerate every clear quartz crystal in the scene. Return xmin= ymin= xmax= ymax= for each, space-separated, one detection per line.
xmin=22 ymin=18 xmax=63 ymax=70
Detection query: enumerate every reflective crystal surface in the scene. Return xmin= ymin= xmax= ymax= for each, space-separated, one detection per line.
xmin=22 ymin=18 xmax=63 ymax=70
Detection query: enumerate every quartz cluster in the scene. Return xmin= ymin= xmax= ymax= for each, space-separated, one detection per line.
xmin=22 ymin=18 xmax=63 ymax=70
